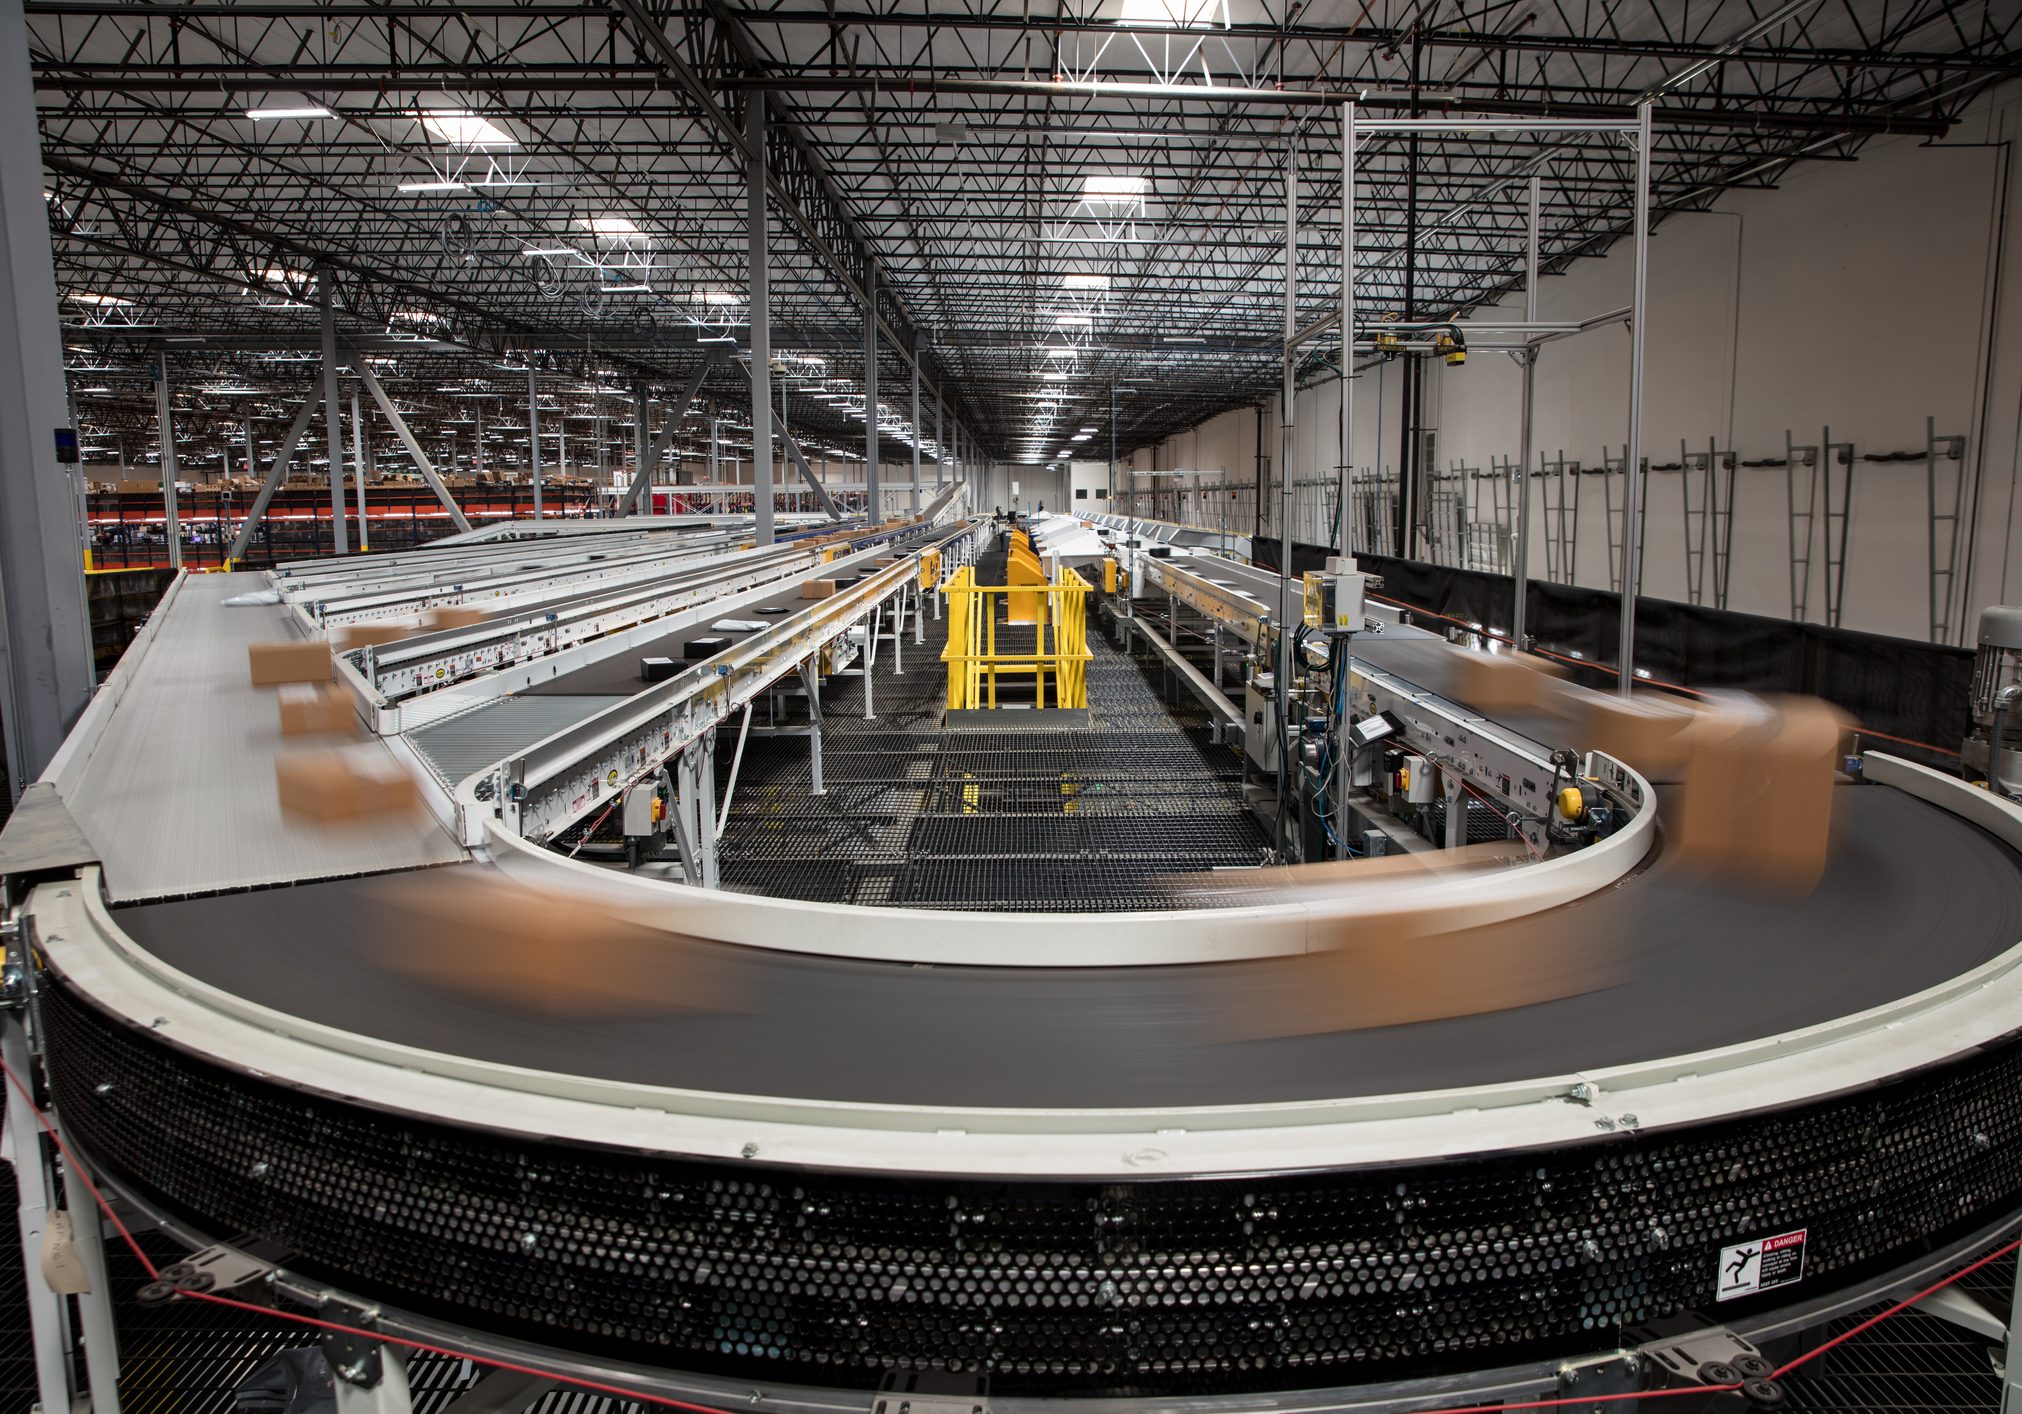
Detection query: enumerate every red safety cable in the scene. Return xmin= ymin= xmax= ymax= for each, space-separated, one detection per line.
xmin=1769 ymin=1233 xmax=2022 ymax=1380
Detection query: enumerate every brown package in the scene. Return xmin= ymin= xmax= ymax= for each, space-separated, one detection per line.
xmin=365 ymin=871 xmax=737 ymax=1018
xmin=1671 ymin=696 xmax=1848 ymax=894
xmin=423 ymin=605 xmax=487 ymax=631
xmin=275 ymin=744 xmax=420 ymax=823
xmin=1574 ymin=689 xmax=1704 ymax=782
xmin=247 ymin=639 xmax=332 ymax=687
xmin=277 ymin=683 xmax=358 ymax=738
xmin=332 ymin=622 xmax=413 ymax=652
xmin=800 ymin=579 xmax=838 ymax=600
xmin=1452 ymin=649 xmax=1567 ymax=714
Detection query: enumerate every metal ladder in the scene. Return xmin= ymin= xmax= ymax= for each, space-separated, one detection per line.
xmin=1925 ymin=416 xmax=1969 ymax=645
xmin=1783 ymin=431 xmax=1820 ymax=623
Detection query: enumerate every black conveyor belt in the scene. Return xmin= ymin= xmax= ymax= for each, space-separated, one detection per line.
xmin=113 ymin=783 xmax=2022 ymax=1110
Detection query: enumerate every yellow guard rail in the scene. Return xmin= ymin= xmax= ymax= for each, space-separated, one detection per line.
xmin=942 ymin=561 xmax=1093 ymax=710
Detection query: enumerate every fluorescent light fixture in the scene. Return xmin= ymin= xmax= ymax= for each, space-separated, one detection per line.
xmin=388 ymin=309 xmax=436 ymax=323
xmin=1071 ymin=433 xmax=1093 ymax=442
xmin=397 ymin=180 xmax=467 ymax=193
xmin=1078 ymin=426 xmax=1098 ymax=433
xmin=1082 ymin=174 xmax=1145 ymax=199
xmin=580 ymin=215 xmax=641 ymax=237
xmin=522 ymin=245 xmax=575 ymax=257
xmin=1042 ymin=372 xmax=1072 ymax=381
xmin=1053 ymin=313 xmax=1094 ymax=327
xmin=1162 ymin=335 xmax=1206 ymax=344
xmin=600 ymin=282 xmax=652 ymax=293
xmin=65 ymin=291 xmax=132 ymax=306
xmin=692 ymin=289 xmax=741 ymax=305
xmin=417 ymin=109 xmax=515 ymax=148
xmin=1062 ymin=274 xmax=1112 ymax=291
xmin=247 ymin=105 xmax=333 ymax=121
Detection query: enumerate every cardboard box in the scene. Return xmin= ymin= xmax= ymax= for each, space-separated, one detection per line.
xmin=800 ymin=579 xmax=837 ymax=600
xmin=1452 ymin=649 xmax=1566 ymax=714
xmin=1573 ymin=689 xmax=1703 ymax=781
xmin=1672 ymin=696 xmax=1848 ymax=893
xmin=277 ymin=683 xmax=358 ymax=738
xmin=422 ymin=606 xmax=487 ymax=630
xmin=115 ymin=479 xmax=158 ymax=495
xmin=275 ymin=744 xmax=420 ymax=823
xmin=332 ymin=622 xmax=413 ymax=652
xmin=248 ymin=639 xmax=332 ymax=687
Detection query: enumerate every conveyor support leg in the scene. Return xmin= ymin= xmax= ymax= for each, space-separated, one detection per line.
xmin=801 ymin=660 xmax=826 ymax=796
xmin=2004 ymin=1249 xmax=2022 ymax=1413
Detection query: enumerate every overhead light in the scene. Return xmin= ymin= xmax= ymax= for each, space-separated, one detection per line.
xmin=1042 ymin=372 xmax=1072 ymax=382
xmin=1117 ymin=0 xmax=1228 ymax=27
xmin=1071 ymin=433 xmax=1092 ymax=442
xmin=581 ymin=215 xmax=641 ymax=237
xmin=388 ymin=309 xmax=437 ymax=323
xmin=692 ymin=289 xmax=741 ymax=305
xmin=600 ymin=282 xmax=652 ymax=293
xmin=1062 ymin=274 xmax=1112 ymax=290
xmin=65 ymin=291 xmax=132 ymax=307
xmin=398 ymin=180 xmax=467 ymax=193
xmin=247 ymin=105 xmax=333 ymax=121
xmin=522 ymin=245 xmax=575 ymax=258
xmin=1078 ymin=426 xmax=1098 ymax=433
xmin=416 ymin=109 xmax=516 ymax=148
xmin=1053 ymin=314 xmax=1094 ymax=327
xmin=1163 ymin=335 xmax=1206 ymax=344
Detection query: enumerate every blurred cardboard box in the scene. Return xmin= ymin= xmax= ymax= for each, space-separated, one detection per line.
xmin=1672 ymin=696 xmax=1848 ymax=893
xmin=275 ymin=744 xmax=419 ymax=823
xmin=277 ymin=683 xmax=357 ymax=738
xmin=1575 ymin=689 xmax=1703 ymax=781
xmin=332 ymin=622 xmax=412 ymax=652
xmin=248 ymin=639 xmax=331 ymax=687
xmin=423 ymin=606 xmax=486 ymax=630
xmin=368 ymin=871 xmax=737 ymax=1017
xmin=801 ymin=579 xmax=837 ymax=600
xmin=1453 ymin=649 xmax=1566 ymax=714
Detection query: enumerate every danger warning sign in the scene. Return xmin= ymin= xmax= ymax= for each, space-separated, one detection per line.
xmin=1716 ymin=1229 xmax=1808 ymax=1302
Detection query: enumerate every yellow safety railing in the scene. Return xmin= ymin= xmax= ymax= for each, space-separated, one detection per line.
xmin=941 ymin=562 xmax=1093 ymax=710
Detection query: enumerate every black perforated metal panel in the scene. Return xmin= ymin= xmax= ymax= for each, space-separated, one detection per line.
xmin=42 ymin=982 xmax=2022 ymax=1398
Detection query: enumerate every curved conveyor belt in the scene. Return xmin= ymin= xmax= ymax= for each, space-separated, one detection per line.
xmin=111 ymin=781 xmax=2022 ymax=1111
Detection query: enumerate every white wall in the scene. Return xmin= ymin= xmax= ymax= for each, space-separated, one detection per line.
xmin=1134 ymin=80 xmax=2022 ymax=645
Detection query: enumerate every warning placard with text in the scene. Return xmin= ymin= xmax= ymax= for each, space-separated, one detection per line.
xmin=1716 ymin=1229 xmax=1807 ymax=1302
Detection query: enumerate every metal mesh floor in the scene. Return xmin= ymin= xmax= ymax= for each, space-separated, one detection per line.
xmin=711 ymin=594 xmax=1272 ymax=911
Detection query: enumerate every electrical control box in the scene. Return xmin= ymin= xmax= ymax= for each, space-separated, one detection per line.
xmin=1302 ymin=556 xmax=1370 ymax=634
xmin=1244 ymin=675 xmax=1279 ymax=774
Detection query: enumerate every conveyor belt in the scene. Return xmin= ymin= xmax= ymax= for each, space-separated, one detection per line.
xmin=61 ymin=574 xmax=463 ymax=902
xmin=113 ymin=781 xmax=2022 ymax=1109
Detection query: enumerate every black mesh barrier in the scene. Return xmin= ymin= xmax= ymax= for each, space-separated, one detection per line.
xmin=44 ymin=981 xmax=2022 ymax=1398
xmin=1254 ymin=540 xmax=1974 ymax=769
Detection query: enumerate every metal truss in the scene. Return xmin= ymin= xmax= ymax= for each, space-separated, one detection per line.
xmin=22 ymin=0 xmax=2022 ymax=472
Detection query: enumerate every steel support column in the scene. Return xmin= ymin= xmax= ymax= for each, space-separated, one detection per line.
xmin=619 ymin=360 xmax=713 ymax=517
xmin=155 ymin=349 xmax=181 ymax=570
xmin=909 ymin=351 xmax=922 ymax=514
xmin=863 ymin=265 xmax=880 ymax=520
xmin=1618 ymin=103 xmax=1653 ymax=696
xmin=935 ymin=386 xmax=945 ymax=489
xmin=1513 ymin=173 xmax=1542 ymax=648
xmin=318 ymin=271 xmax=349 ymax=555
xmin=528 ymin=369 xmax=542 ymax=522
xmin=747 ymin=92 xmax=776 ymax=545
xmin=780 ymin=427 xmax=844 ymax=519
xmin=1276 ymin=131 xmax=1299 ymax=854
xmin=353 ymin=359 xmax=473 ymax=533
xmin=226 ymin=395 xmax=317 ymax=563
xmin=351 ymin=390 xmax=369 ymax=551
xmin=1339 ymin=102 xmax=1356 ymax=559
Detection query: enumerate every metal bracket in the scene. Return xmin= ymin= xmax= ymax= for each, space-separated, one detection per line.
xmin=871 ymin=1371 xmax=988 ymax=1414
xmin=1636 ymin=1318 xmax=1784 ymax=1403
xmin=137 ymin=1240 xmax=277 ymax=1303
xmin=1556 ymin=1349 xmax=1644 ymax=1409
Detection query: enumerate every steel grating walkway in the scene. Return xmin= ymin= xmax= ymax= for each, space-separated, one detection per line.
xmin=710 ymin=590 xmax=1274 ymax=911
